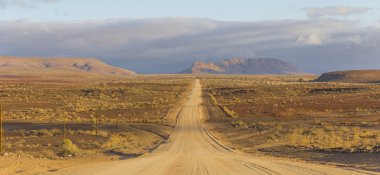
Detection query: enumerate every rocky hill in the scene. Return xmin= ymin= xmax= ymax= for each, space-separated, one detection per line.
xmin=182 ymin=57 xmax=301 ymax=74
xmin=0 ymin=56 xmax=136 ymax=76
xmin=315 ymin=70 xmax=380 ymax=83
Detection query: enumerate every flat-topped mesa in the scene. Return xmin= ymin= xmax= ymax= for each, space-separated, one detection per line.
xmin=315 ymin=70 xmax=380 ymax=83
xmin=182 ymin=57 xmax=302 ymax=74
xmin=0 ymin=56 xmax=136 ymax=76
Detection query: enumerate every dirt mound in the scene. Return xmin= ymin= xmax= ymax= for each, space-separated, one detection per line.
xmin=315 ymin=70 xmax=380 ymax=83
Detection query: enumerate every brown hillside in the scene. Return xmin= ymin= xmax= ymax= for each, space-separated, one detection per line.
xmin=0 ymin=56 xmax=136 ymax=79
xmin=315 ymin=70 xmax=380 ymax=83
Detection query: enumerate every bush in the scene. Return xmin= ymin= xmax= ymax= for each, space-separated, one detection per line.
xmin=230 ymin=120 xmax=246 ymax=128
xmin=60 ymin=139 xmax=79 ymax=157
xmin=77 ymin=129 xmax=92 ymax=135
xmin=98 ymin=131 xmax=109 ymax=137
xmin=223 ymin=106 xmax=238 ymax=118
xmin=250 ymin=122 xmax=269 ymax=131
xmin=36 ymin=129 xmax=53 ymax=137
xmin=103 ymin=134 xmax=128 ymax=150
xmin=50 ymin=129 xmax=63 ymax=136
xmin=287 ymin=126 xmax=380 ymax=153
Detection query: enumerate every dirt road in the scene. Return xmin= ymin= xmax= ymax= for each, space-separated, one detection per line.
xmin=55 ymin=79 xmax=375 ymax=175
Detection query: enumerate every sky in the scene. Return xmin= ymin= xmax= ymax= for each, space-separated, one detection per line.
xmin=1 ymin=0 xmax=380 ymax=73
xmin=1 ymin=0 xmax=379 ymax=22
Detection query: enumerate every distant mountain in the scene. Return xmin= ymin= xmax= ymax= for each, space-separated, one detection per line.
xmin=315 ymin=70 xmax=380 ymax=83
xmin=0 ymin=56 xmax=136 ymax=76
xmin=181 ymin=57 xmax=301 ymax=74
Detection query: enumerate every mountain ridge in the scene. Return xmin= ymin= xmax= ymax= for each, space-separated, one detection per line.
xmin=0 ymin=56 xmax=136 ymax=76
xmin=182 ymin=57 xmax=302 ymax=74
xmin=315 ymin=70 xmax=380 ymax=83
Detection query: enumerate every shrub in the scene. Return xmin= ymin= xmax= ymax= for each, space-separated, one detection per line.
xmin=230 ymin=120 xmax=246 ymax=128
xmin=50 ymin=129 xmax=63 ymax=136
xmin=250 ymin=122 xmax=268 ymax=131
xmin=287 ymin=126 xmax=380 ymax=153
xmin=41 ymin=149 xmax=57 ymax=159
xmin=59 ymin=139 xmax=79 ymax=157
xmin=77 ymin=129 xmax=92 ymax=135
xmin=37 ymin=129 xmax=53 ymax=137
xmin=98 ymin=131 xmax=109 ymax=137
xmin=103 ymin=134 xmax=127 ymax=150
xmin=223 ymin=106 xmax=238 ymax=118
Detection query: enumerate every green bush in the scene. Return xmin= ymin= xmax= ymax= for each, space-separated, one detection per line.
xmin=60 ymin=139 xmax=79 ymax=157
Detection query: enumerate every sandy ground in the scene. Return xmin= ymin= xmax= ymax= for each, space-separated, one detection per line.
xmin=0 ymin=154 xmax=122 ymax=175
xmin=50 ymin=79 xmax=378 ymax=175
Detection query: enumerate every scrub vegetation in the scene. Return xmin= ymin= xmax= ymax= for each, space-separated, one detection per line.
xmin=202 ymin=75 xmax=380 ymax=171
xmin=0 ymin=77 xmax=191 ymax=159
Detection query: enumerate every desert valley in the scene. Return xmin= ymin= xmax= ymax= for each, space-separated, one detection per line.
xmin=1 ymin=1 xmax=380 ymax=174
xmin=0 ymin=56 xmax=379 ymax=175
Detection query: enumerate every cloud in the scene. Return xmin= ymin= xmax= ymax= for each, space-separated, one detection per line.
xmin=297 ymin=33 xmax=323 ymax=45
xmin=0 ymin=0 xmax=61 ymax=9
xmin=0 ymin=17 xmax=379 ymax=73
xmin=304 ymin=6 xmax=370 ymax=19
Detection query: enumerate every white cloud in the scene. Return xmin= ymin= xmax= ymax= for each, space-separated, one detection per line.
xmin=297 ymin=33 xmax=323 ymax=45
xmin=0 ymin=18 xmax=379 ymax=73
xmin=304 ymin=6 xmax=370 ymax=19
xmin=0 ymin=0 xmax=61 ymax=8
xmin=346 ymin=34 xmax=366 ymax=44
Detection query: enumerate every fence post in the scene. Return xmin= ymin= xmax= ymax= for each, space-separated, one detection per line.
xmin=0 ymin=102 xmax=3 ymax=154
xmin=115 ymin=111 xmax=118 ymax=133
xmin=63 ymin=122 xmax=66 ymax=139
xmin=96 ymin=114 xmax=98 ymax=136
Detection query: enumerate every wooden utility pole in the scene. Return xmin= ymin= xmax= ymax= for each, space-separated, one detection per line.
xmin=0 ymin=102 xmax=3 ymax=154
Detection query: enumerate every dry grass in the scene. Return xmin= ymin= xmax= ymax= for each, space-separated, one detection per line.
xmin=202 ymin=75 xmax=380 ymax=153
xmin=288 ymin=126 xmax=380 ymax=153
xmin=103 ymin=133 xmax=138 ymax=151
xmin=201 ymin=75 xmax=380 ymax=172
xmin=1 ymin=76 xmax=192 ymax=158
xmin=0 ymin=78 xmax=189 ymax=123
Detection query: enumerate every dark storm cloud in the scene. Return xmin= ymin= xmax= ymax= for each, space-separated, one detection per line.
xmin=0 ymin=17 xmax=379 ymax=73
